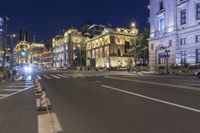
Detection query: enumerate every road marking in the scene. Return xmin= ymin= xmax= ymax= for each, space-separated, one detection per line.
xmin=43 ymin=75 xmax=51 ymax=79
xmin=78 ymin=75 xmax=85 ymax=78
xmin=38 ymin=112 xmax=63 ymax=133
xmin=17 ymin=76 xmax=23 ymax=80
xmin=6 ymin=86 xmax=30 ymax=88
xmin=10 ymin=83 xmax=34 ymax=85
xmin=0 ymin=85 xmax=35 ymax=101
xmin=101 ymin=85 xmax=200 ymax=113
xmin=37 ymin=75 xmax=42 ymax=80
xmin=0 ymin=94 xmax=9 ymax=97
xmin=71 ymin=75 xmax=77 ymax=78
xmin=50 ymin=75 xmax=61 ymax=79
xmin=105 ymin=76 xmax=200 ymax=92
xmin=2 ymin=89 xmax=21 ymax=91
xmin=56 ymin=74 xmax=69 ymax=78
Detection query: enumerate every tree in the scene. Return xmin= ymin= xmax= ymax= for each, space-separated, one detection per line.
xmin=131 ymin=28 xmax=149 ymax=66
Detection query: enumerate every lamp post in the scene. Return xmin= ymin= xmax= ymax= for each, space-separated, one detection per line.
xmin=165 ymin=49 xmax=170 ymax=74
xmin=2 ymin=16 xmax=9 ymax=67
xmin=78 ymin=44 xmax=82 ymax=70
xmin=8 ymin=34 xmax=16 ymax=66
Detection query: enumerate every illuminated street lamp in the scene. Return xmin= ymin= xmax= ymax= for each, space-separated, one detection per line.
xmin=131 ymin=22 xmax=136 ymax=28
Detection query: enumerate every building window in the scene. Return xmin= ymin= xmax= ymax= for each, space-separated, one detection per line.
xmin=196 ymin=49 xmax=200 ymax=63
xmin=180 ymin=9 xmax=186 ymax=25
xmin=158 ymin=17 xmax=165 ymax=31
xmin=158 ymin=53 xmax=165 ymax=64
xmin=169 ymin=40 xmax=172 ymax=46
xmin=196 ymin=3 xmax=200 ymax=20
xmin=151 ymin=44 xmax=154 ymax=50
xmin=180 ymin=38 xmax=186 ymax=45
xmin=180 ymin=51 xmax=187 ymax=64
xmin=159 ymin=0 xmax=164 ymax=11
xmin=195 ymin=35 xmax=200 ymax=42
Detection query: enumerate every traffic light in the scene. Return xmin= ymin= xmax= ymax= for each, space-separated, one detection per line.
xmin=20 ymin=51 xmax=27 ymax=57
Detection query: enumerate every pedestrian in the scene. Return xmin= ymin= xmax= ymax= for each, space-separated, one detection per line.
xmin=12 ymin=66 xmax=17 ymax=81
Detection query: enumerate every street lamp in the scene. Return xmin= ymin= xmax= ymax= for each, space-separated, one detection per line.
xmin=131 ymin=22 xmax=136 ymax=28
xmin=165 ymin=49 xmax=170 ymax=74
xmin=2 ymin=16 xmax=9 ymax=67
xmin=8 ymin=34 xmax=17 ymax=66
xmin=78 ymin=44 xmax=82 ymax=69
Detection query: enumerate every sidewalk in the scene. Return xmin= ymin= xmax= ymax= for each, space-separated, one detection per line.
xmin=102 ymin=70 xmax=195 ymax=77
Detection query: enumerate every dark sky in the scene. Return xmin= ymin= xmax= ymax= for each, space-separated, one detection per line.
xmin=1 ymin=0 xmax=149 ymax=42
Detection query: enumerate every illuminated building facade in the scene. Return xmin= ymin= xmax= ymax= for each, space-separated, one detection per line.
xmin=85 ymin=27 xmax=138 ymax=68
xmin=15 ymin=41 xmax=44 ymax=66
xmin=40 ymin=50 xmax=53 ymax=68
xmin=149 ymin=0 xmax=200 ymax=70
xmin=0 ymin=17 xmax=4 ymax=65
xmin=52 ymin=29 xmax=86 ymax=68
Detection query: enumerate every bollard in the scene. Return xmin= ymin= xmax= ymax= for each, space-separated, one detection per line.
xmin=34 ymin=80 xmax=43 ymax=94
xmin=37 ymin=91 xmax=52 ymax=112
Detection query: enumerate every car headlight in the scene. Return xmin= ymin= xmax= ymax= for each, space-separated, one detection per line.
xmin=24 ymin=66 xmax=32 ymax=73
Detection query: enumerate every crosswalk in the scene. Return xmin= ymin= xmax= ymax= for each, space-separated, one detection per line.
xmin=0 ymin=80 xmax=34 ymax=100
xmin=37 ymin=73 xmax=108 ymax=80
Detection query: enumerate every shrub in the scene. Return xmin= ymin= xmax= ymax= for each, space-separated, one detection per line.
xmin=0 ymin=72 xmax=3 ymax=82
xmin=2 ymin=71 xmax=8 ymax=79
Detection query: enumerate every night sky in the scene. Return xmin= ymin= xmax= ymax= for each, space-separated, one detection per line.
xmin=1 ymin=0 xmax=149 ymax=42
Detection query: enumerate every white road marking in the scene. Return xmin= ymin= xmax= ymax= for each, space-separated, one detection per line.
xmin=0 ymin=94 xmax=9 ymax=97
xmin=56 ymin=74 xmax=69 ymax=78
xmin=17 ymin=76 xmax=23 ymax=80
xmin=101 ymin=85 xmax=200 ymax=113
xmin=0 ymin=85 xmax=35 ymax=101
xmin=50 ymin=75 xmax=61 ymax=79
xmin=10 ymin=83 xmax=34 ymax=85
xmin=6 ymin=86 xmax=30 ymax=88
xmin=2 ymin=89 xmax=21 ymax=91
xmin=78 ymin=75 xmax=85 ymax=78
xmin=71 ymin=75 xmax=77 ymax=78
xmin=38 ymin=113 xmax=63 ymax=133
xmin=37 ymin=75 xmax=42 ymax=80
xmin=43 ymin=75 xmax=51 ymax=79
xmin=105 ymin=76 xmax=200 ymax=92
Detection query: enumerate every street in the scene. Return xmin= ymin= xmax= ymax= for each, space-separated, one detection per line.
xmin=0 ymin=70 xmax=200 ymax=133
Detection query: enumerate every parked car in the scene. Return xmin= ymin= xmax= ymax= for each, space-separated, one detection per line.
xmin=195 ymin=70 xmax=200 ymax=79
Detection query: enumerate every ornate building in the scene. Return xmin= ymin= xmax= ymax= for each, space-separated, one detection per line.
xmin=149 ymin=0 xmax=200 ymax=70
xmin=85 ymin=26 xmax=138 ymax=68
xmin=52 ymin=28 xmax=86 ymax=68
xmin=40 ymin=50 xmax=53 ymax=68
xmin=15 ymin=41 xmax=44 ymax=66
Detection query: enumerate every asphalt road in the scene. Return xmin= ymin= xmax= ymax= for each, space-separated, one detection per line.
xmin=37 ymin=70 xmax=200 ymax=133
xmin=0 ymin=77 xmax=37 ymax=133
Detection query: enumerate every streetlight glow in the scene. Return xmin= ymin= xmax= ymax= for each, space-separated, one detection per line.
xmin=131 ymin=22 xmax=136 ymax=28
xmin=12 ymin=34 xmax=16 ymax=37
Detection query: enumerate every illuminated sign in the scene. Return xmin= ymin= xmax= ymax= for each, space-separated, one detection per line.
xmin=0 ymin=17 xmax=3 ymax=32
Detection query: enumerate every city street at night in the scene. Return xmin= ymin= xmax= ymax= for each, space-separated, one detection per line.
xmin=1 ymin=0 xmax=200 ymax=132
xmin=1 ymin=69 xmax=200 ymax=133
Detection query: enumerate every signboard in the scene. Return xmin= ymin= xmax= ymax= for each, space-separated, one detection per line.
xmin=0 ymin=17 xmax=3 ymax=33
